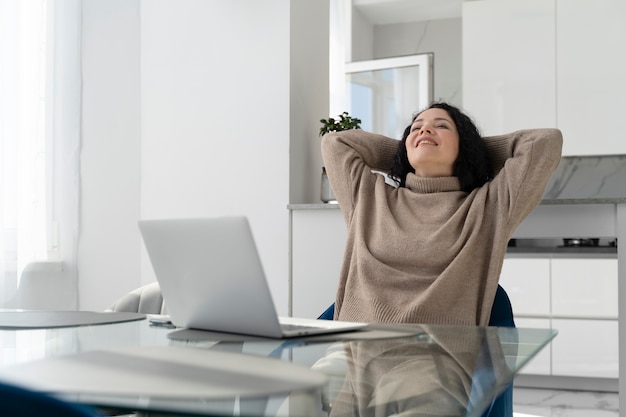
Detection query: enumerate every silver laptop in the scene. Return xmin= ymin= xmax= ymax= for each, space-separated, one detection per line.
xmin=138 ymin=216 xmax=367 ymax=338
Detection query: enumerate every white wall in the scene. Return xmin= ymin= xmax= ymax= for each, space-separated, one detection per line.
xmin=289 ymin=1 xmax=330 ymax=204
xmin=79 ymin=0 xmax=329 ymax=313
xmin=140 ymin=0 xmax=297 ymax=315
xmin=351 ymin=6 xmax=374 ymax=62
xmin=80 ymin=0 xmax=141 ymax=310
xmin=351 ymin=15 xmax=462 ymax=110
xmin=374 ymin=18 xmax=462 ymax=108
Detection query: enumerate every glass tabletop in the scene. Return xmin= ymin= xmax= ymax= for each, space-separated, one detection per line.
xmin=0 ymin=315 xmax=556 ymax=417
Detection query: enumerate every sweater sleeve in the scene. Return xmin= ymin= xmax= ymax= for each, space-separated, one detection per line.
xmin=484 ymin=128 xmax=563 ymax=228
xmin=321 ymin=129 xmax=399 ymax=218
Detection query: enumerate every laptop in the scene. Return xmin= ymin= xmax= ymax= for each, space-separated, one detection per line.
xmin=138 ymin=216 xmax=367 ymax=338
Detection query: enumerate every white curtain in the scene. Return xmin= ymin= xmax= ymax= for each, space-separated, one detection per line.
xmin=0 ymin=0 xmax=81 ymax=308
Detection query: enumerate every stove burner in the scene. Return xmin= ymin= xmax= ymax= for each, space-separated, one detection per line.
xmin=562 ymin=238 xmax=600 ymax=247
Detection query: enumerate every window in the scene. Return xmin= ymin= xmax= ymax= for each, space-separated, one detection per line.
xmin=0 ymin=0 xmax=81 ymax=307
xmin=345 ymin=54 xmax=434 ymax=139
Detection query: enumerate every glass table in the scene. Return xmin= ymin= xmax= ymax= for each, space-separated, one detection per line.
xmin=0 ymin=312 xmax=556 ymax=417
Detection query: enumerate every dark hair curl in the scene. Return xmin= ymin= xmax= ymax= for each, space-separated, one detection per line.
xmin=390 ymin=102 xmax=492 ymax=192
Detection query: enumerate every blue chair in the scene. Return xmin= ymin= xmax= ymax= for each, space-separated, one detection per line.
xmin=318 ymin=284 xmax=515 ymax=417
xmin=317 ymin=302 xmax=335 ymax=321
xmin=0 ymin=381 xmax=98 ymax=416
xmin=488 ymin=284 xmax=516 ymax=327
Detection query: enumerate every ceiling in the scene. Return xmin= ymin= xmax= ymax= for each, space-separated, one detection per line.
xmin=353 ymin=0 xmax=462 ymax=25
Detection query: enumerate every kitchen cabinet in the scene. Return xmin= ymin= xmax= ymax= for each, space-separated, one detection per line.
xmin=462 ymin=0 xmax=556 ymax=136
xmin=551 ymin=258 xmax=618 ymax=319
xmin=500 ymin=256 xmax=619 ymax=379
xmin=463 ymin=0 xmax=626 ymax=155
xmin=515 ymin=318 xmax=552 ymax=376
xmin=290 ymin=206 xmax=345 ymax=318
xmin=556 ymin=0 xmax=626 ymax=155
xmin=552 ymin=319 xmax=618 ymax=379
xmin=499 ymin=258 xmax=550 ymax=316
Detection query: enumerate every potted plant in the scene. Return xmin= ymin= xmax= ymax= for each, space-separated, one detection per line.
xmin=319 ymin=111 xmax=362 ymax=137
xmin=319 ymin=112 xmax=362 ymax=203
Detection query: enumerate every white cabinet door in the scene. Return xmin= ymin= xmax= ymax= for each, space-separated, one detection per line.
xmin=500 ymin=258 xmax=551 ymax=316
xmin=291 ymin=209 xmax=346 ymax=318
xmin=462 ymin=0 xmax=556 ymax=135
xmin=551 ymin=258 xmax=618 ymax=319
xmin=556 ymin=0 xmax=626 ymax=155
xmin=515 ymin=318 xmax=552 ymax=375
xmin=551 ymin=318 xmax=618 ymax=378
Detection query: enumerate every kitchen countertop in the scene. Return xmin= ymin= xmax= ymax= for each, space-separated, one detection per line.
xmin=289 ymin=154 xmax=626 ymax=209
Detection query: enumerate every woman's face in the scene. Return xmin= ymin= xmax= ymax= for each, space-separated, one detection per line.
xmin=405 ymin=108 xmax=460 ymax=178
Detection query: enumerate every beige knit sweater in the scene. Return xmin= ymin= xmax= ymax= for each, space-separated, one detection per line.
xmin=321 ymin=128 xmax=562 ymax=325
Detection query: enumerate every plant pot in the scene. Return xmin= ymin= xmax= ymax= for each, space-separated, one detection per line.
xmin=320 ymin=167 xmax=336 ymax=203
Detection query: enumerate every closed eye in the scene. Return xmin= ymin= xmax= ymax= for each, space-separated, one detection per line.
xmin=411 ymin=123 xmax=450 ymax=132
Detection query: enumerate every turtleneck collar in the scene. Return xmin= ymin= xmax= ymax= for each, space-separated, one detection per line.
xmin=404 ymin=173 xmax=462 ymax=194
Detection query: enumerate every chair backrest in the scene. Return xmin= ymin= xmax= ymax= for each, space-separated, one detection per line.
xmin=107 ymin=282 xmax=167 ymax=314
xmin=488 ymin=285 xmax=515 ymax=327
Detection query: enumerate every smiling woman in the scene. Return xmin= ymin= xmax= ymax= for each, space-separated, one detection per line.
xmin=321 ymin=104 xmax=562 ymax=417
xmin=320 ymin=101 xmax=562 ymax=327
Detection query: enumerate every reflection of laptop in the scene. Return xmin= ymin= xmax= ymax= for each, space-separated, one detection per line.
xmin=138 ymin=216 xmax=367 ymax=338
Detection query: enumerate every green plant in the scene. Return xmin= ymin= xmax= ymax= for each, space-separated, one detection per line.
xmin=319 ymin=112 xmax=362 ymax=137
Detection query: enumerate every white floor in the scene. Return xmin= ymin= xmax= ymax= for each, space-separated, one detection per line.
xmin=513 ymin=388 xmax=619 ymax=417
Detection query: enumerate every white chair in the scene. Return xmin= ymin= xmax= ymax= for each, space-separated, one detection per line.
xmin=106 ymin=282 xmax=167 ymax=314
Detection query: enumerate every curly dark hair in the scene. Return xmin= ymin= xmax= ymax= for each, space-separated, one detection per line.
xmin=390 ymin=102 xmax=492 ymax=192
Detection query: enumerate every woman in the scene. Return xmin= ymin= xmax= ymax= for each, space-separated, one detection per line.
xmin=321 ymin=102 xmax=562 ymax=326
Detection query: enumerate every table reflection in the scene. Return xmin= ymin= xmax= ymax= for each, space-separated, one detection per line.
xmin=313 ymin=326 xmax=515 ymax=417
